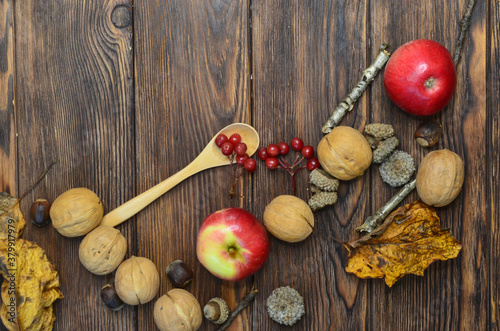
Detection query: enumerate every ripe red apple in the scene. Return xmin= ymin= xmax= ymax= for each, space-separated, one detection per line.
xmin=383 ymin=39 xmax=457 ymax=116
xmin=196 ymin=208 xmax=270 ymax=281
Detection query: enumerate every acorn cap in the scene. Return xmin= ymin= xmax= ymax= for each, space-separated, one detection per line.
xmin=308 ymin=191 xmax=338 ymax=212
xmin=204 ymin=297 xmax=230 ymax=325
xmin=266 ymin=286 xmax=305 ymax=326
xmin=364 ymin=123 xmax=395 ymax=140
xmin=373 ymin=136 xmax=399 ymax=163
xmin=309 ymin=169 xmax=339 ymax=192
xmin=379 ymin=150 xmax=415 ymax=188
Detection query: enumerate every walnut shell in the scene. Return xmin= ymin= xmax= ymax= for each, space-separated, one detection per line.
xmin=416 ymin=149 xmax=464 ymax=207
xmin=50 ymin=187 xmax=103 ymax=237
xmin=79 ymin=225 xmax=127 ymax=275
xmin=154 ymin=289 xmax=202 ymax=331
xmin=317 ymin=126 xmax=372 ymax=180
xmin=115 ymin=256 xmax=160 ymax=305
xmin=263 ymin=195 xmax=314 ymax=243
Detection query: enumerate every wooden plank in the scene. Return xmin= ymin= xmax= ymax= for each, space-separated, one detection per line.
xmin=0 ymin=0 xmax=16 ymax=196
xmin=489 ymin=0 xmax=500 ymax=328
xmin=14 ymin=0 xmax=135 ymax=329
xmin=0 ymin=3 xmax=16 ymax=329
xmin=369 ymin=0 xmax=487 ymax=329
xmin=133 ymin=1 xmax=251 ymax=330
xmin=2 ymin=1 xmax=493 ymax=330
xmin=252 ymin=1 xmax=369 ymax=329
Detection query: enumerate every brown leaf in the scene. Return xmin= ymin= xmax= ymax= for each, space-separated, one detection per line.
xmin=0 ymin=193 xmax=26 ymax=240
xmin=344 ymin=201 xmax=462 ymax=287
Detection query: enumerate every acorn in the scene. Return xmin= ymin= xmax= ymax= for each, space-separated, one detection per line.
xmin=100 ymin=284 xmax=124 ymax=311
xmin=166 ymin=260 xmax=193 ymax=288
xmin=30 ymin=199 xmax=51 ymax=227
xmin=415 ymin=120 xmax=442 ymax=148
xmin=203 ymin=297 xmax=230 ymax=324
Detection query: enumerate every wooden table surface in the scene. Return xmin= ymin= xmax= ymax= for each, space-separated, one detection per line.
xmin=1 ymin=0 xmax=498 ymax=330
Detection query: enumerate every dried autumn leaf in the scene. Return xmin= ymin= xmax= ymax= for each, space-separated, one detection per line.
xmin=0 ymin=239 xmax=63 ymax=330
xmin=0 ymin=193 xmax=25 ymax=240
xmin=0 ymin=193 xmax=62 ymax=330
xmin=344 ymin=201 xmax=462 ymax=287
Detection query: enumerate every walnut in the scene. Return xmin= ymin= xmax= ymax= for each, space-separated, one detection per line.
xmin=115 ymin=256 xmax=160 ymax=305
xmin=317 ymin=126 xmax=372 ymax=180
xmin=50 ymin=188 xmax=103 ymax=237
xmin=79 ymin=226 xmax=127 ymax=275
xmin=153 ymin=289 xmax=202 ymax=331
xmin=416 ymin=149 xmax=464 ymax=207
xmin=263 ymin=195 xmax=314 ymax=243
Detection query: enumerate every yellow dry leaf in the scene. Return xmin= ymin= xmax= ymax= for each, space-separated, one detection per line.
xmin=0 ymin=239 xmax=63 ymax=331
xmin=344 ymin=201 xmax=462 ymax=287
xmin=0 ymin=193 xmax=26 ymax=240
xmin=0 ymin=193 xmax=62 ymax=330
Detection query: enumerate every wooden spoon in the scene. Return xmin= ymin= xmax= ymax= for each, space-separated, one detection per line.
xmin=100 ymin=123 xmax=259 ymax=227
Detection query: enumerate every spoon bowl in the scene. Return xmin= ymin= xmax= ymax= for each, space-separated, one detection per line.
xmin=100 ymin=123 xmax=259 ymax=227
xmin=205 ymin=123 xmax=260 ymax=166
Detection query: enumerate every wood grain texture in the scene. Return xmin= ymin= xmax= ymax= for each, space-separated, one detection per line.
xmin=1 ymin=0 xmax=497 ymax=330
xmin=454 ymin=3 xmax=488 ymax=329
xmin=13 ymin=0 xmax=135 ymax=329
xmin=133 ymin=0 xmax=251 ymax=330
xmin=369 ymin=0 xmax=487 ymax=330
xmin=490 ymin=0 xmax=500 ymax=328
xmin=252 ymin=1 xmax=369 ymax=329
xmin=0 ymin=0 xmax=16 ymax=196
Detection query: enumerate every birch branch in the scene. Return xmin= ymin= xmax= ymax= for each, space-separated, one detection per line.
xmin=453 ymin=0 xmax=477 ymax=66
xmin=321 ymin=43 xmax=390 ymax=134
xmin=356 ymin=179 xmax=416 ymax=233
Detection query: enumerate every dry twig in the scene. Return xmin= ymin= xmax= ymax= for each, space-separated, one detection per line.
xmin=217 ymin=288 xmax=258 ymax=331
xmin=322 ymin=44 xmax=390 ymax=133
xmin=356 ymin=179 xmax=416 ymax=233
xmin=453 ymin=0 xmax=477 ymax=66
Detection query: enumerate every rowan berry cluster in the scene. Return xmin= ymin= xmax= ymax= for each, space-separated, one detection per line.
xmin=215 ymin=133 xmax=257 ymax=198
xmin=257 ymin=137 xmax=319 ymax=195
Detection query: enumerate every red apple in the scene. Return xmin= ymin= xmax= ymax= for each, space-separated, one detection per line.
xmin=196 ymin=208 xmax=270 ymax=281
xmin=383 ymin=39 xmax=457 ymax=116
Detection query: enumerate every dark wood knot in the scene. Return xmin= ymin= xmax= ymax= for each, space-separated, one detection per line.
xmin=111 ymin=5 xmax=132 ymax=29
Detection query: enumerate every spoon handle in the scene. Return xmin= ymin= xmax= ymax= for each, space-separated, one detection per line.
xmin=100 ymin=160 xmax=205 ymax=227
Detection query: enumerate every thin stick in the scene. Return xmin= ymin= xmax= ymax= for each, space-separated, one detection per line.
xmin=217 ymin=289 xmax=258 ymax=331
xmin=229 ymin=156 xmax=236 ymax=198
xmin=453 ymin=0 xmax=477 ymax=66
xmin=322 ymin=43 xmax=390 ymax=133
xmin=348 ymin=204 xmax=410 ymax=249
xmin=277 ymin=158 xmax=293 ymax=175
xmin=19 ymin=160 xmax=58 ymax=201
xmin=0 ymin=160 xmax=58 ymax=220
xmin=356 ymin=179 xmax=416 ymax=233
